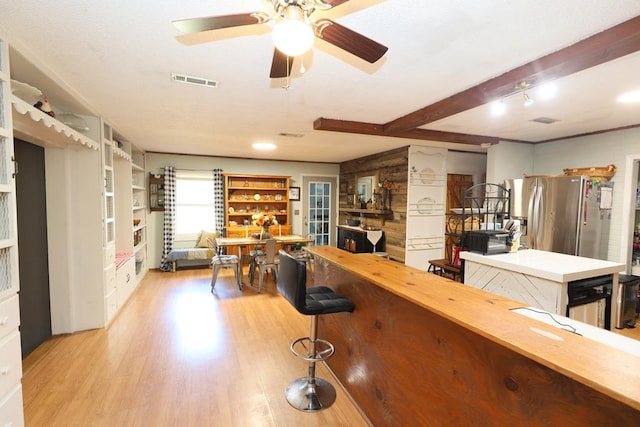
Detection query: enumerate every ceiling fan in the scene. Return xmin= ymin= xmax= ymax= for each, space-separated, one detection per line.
xmin=172 ymin=0 xmax=388 ymax=78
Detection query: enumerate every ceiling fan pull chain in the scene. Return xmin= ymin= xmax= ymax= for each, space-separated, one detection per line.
xmin=282 ymin=55 xmax=292 ymax=90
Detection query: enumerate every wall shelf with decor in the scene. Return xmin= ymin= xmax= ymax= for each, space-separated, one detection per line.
xmin=338 ymin=208 xmax=393 ymax=225
xmin=224 ymin=174 xmax=291 ymax=230
xmin=223 ymin=174 xmax=292 ymax=256
xmin=148 ymin=173 xmax=164 ymax=211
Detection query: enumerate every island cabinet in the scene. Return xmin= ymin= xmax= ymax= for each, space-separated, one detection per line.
xmin=460 ymin=249 xmax=625 ymax=330
xmin=306 ymin=246 xmax=640 ymax=426
xmin=337 ymin=225 xmax=383 ymax=253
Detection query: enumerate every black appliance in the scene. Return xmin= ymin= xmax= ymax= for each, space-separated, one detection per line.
xmin=567 ymin=275 xmax=613 ymax=330
xmin=616 ymin=274 xmax=639 ymax=329
xmin=461 ymin=230 xmax=511 ymax=255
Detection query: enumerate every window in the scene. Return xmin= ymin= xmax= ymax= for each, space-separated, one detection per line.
xmin=175 ymin=171 xmax=216 ymax=240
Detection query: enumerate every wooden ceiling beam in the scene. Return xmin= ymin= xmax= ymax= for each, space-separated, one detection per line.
xmin=313 ymin=117 xmax=500 ymax=145
xmin=383 ymin=15 xmax=640 ymax=133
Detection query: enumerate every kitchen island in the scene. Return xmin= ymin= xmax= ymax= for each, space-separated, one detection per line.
xmin=305 ymin=246 xmax=639 ymax=425
xmin=460 ymin=249 xmax=625 ymax=329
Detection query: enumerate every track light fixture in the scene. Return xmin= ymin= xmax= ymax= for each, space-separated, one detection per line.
xmin=516 ymin=81 xmax=534 ymax=107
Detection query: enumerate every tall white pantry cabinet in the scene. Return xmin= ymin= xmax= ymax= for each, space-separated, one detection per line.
xmin=0 ymin=30 xmax=24 ymax=427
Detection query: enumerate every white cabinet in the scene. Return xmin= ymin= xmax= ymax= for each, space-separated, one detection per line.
xmin=116 ymin=258 xmax=136 ymax=308
xmin=131 ymin=146 xmax=147 ymax=281
xmin=106 ymin=126 xmax=146 ymax=317
xmin=8 ymin=42 xmax=147 ymax=332
xmin=0 ymin=30 xmax=24 ymax=426
xmin=405 ymin=146 xmax=447 ymax=269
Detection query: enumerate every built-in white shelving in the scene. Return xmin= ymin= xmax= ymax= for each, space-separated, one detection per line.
xmin=0 ymin=31 xmax=25 ymax=427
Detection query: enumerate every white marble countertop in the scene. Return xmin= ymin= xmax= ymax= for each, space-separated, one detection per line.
xmin=460 ymin=249 xmax=625 ymax=282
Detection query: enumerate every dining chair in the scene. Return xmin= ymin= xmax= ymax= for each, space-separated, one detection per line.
xmin=207 ymin=237 xmax=242 ymax=292
xmin=288 ymin=233 xmax=316 ymax=274
xmin=250 ymin=238 xmax=279 ymax=293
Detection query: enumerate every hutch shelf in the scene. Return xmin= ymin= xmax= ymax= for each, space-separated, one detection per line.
xmin=224 ymin=174 xmax=291 ymax=237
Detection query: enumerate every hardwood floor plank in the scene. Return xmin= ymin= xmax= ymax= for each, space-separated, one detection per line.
xmin=22 ymin=268 xmax=369 ymax=426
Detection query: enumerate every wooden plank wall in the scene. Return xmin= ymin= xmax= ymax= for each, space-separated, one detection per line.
xmin=339 ymin=146 xmax=409 ymax=261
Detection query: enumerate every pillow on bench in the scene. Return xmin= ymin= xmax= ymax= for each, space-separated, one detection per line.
xmin=196 ymin=230 xmax=218 ymax=248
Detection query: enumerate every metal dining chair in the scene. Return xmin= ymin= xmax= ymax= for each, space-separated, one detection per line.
xmin=250 ymin=238 xmax=279 ymax=293
xmin=207 ymin=237 xmax=242 ymax=292
xmin=288 ymin=233 xmax=316 ymax=274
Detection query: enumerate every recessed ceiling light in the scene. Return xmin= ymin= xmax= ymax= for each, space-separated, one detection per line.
xmin=617 ymin=90 xmax=640 ymax=104
xmin=490 ymin=100 xmax=506 ymax=116
xmin=252 ymin=142 xmax=276 ymax=150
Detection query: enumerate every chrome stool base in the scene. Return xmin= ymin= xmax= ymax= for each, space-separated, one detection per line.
xmin=285 ymin=377 xmax=336 ymax=412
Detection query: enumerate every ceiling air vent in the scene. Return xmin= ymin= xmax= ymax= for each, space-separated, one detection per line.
xmin=278 ymin=132 xmax=304 ymax=138
xmin=171 ymin=73 xmax=219 ymax=89
xmin=530 ymin=117 xmax=559 ymax=124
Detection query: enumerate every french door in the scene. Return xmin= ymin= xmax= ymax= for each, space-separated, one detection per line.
xmin=302 ymin=176 xmax=337 ymax=247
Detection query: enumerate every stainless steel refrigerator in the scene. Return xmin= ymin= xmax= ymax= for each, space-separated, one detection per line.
xmin=504 ymin=176 xmax=613 ymax=260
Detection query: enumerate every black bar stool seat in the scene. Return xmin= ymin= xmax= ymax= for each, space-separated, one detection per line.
xmin=276 ymin=250 xmax=354 ymax=412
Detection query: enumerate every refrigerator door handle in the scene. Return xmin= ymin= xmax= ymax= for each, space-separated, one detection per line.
xmin=527 ymin=183 xmax=537 ymax=249
xmin=535 ymin=184 xmax=544 ymax=249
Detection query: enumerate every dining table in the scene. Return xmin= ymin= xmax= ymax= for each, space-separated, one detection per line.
xmin=215 ymin=234 xmax=312 ymax=282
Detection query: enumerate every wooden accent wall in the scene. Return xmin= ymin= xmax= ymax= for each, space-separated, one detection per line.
xmin=339 ymin=146 xmax=409 ymax=261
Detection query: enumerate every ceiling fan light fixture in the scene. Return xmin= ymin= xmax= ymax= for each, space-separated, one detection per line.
xmin=272 ymin=6 xmax=315 ymax=57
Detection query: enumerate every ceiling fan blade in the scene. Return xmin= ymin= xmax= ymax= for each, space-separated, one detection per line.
xmin=319 ymin=0 xmax=351 ymax=7
xmin=315 ymin=19 xmax=388 ymax=63
xmin=173 ymin=12 xmax=270 ymax=34
xmin=270 ymin=49 xmax=293 ymax=78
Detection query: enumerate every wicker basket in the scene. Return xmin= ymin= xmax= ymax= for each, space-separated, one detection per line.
xmin=447 ymin=215 xmax=481 ymax=234
xmin=563 ymin=164 xmax=616 ymax=181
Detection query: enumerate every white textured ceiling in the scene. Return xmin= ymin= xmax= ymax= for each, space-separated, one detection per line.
xmin=1 ymin=0 xmax=640 ymax=162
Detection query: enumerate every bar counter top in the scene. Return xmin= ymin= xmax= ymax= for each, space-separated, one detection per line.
xmin=306 ymin=246 xmax=640 ymax=418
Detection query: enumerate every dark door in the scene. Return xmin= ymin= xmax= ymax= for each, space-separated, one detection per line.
xmin=15 ymin=138 xmax=52 ymax=358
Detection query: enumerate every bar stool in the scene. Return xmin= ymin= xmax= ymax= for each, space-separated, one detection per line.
xmin=276 ymin=250 xmax=355 ymax=412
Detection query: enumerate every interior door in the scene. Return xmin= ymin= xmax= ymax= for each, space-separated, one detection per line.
xmin=302 ymin=176 xmax=337 ymax=246
xmin=15 ymin=138 xmax=52 ymax=358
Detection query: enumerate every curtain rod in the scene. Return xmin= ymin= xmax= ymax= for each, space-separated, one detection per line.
xmin=173 ymin=168 xmax=223 ymax=172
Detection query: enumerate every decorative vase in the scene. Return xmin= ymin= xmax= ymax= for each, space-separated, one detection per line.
xmin=381 ymin=188 xmax=390 ymax=210
xmin=260 ymin=226 xmax=271 ymax=239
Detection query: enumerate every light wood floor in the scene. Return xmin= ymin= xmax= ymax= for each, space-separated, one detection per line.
xmin=22 ymin=267 xmax=369 ymax=426
xmin=21 ymin=267 xmax=640 ymax=426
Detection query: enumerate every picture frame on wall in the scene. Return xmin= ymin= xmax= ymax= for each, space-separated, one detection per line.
xmin=289 ymin=186 xmax=300 ymax=201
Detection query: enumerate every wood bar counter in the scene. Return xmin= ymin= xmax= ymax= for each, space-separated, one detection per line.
xmin=306 ymin=246 xmax=640 ymax=426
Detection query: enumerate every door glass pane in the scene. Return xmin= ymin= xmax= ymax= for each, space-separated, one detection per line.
xmin=308 ymin=181 xmax=331 ymax=245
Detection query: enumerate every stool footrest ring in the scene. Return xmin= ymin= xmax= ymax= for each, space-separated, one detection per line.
xmin=290 ymin=337 xmax=335 ymax=363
